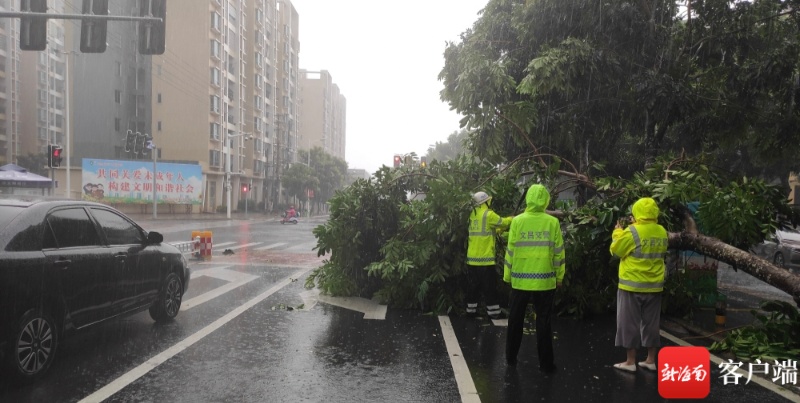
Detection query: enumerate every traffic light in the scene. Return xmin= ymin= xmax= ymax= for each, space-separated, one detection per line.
xmin=420 ymin=157 xmax=427 ymax=168
xmin=242 ymin=184 xmax=249 ymax=193
xmin=80 ymin=0 xmax=109 ymax=53
xmin=393 ymin=155 xmax=401 ymax=168
xmin=20 ymin=0 xmax=48 ymax=51
xmin=138 ymin=0 xmax=166 ymax=55
xmin=124 ymin=130 xmax=135 ymax=152
xmin=132 ymin=132 xmax=144 ymax=155
xmin=47 ymin=144 xmax=63 ymax=168
xmin=141 ymin=134 xmax=153 ymax=157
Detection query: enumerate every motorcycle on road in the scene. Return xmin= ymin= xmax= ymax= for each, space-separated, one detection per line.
xmin=281 ymin=211 xmax=299 ymax=224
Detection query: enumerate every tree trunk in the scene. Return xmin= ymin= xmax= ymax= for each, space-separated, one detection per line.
xmin=669 ymin=231 xmax=800 ymax=307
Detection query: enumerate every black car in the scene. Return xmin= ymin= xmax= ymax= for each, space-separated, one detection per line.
xmin=0 ymin=197 xmax=190 ymax=383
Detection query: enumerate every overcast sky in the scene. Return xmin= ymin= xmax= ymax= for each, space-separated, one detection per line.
xmin=290 ymin=0 xmax=488 ymax=174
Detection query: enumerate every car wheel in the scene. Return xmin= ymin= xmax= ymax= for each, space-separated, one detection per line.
xmin=774 ymin=252 xmax=785 ymax=268
xmin=3 ymin=309 xmax=59 ymax=383
xmin=149 ymin=272 xmax=183 ymax=323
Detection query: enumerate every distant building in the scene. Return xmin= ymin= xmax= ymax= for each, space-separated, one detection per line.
xmin=347 ymin=168 xmax=369 ymax=184
xmin=298 ymin=69 xmax=346 ymax=161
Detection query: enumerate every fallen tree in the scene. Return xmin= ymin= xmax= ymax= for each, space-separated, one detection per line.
xmin=669 ymin=231 xmax=800 ymax=306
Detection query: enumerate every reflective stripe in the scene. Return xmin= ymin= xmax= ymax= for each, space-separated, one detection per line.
xmin=638 ymin=252 xmax=666 ymax=259
xmin=507 ymin=250 xmax=514 ymax=257
xmin=554 ymin=246 xmax=564 ymax=254
xmin=552 ymin=259 xmax=564 ymax=267
xmin=467 ymin=303 xmax=478 ymax=308
xmin=511 ymin=271 xmax=555 ymax=279
xmin=468 ymin=210 xmax=493 ymax=236
xmin=467 ymin=257 xmax=495 ymax=263
xmin=618 ymin=278 xmax=664 ymax=289
xmin=504 ymin=259 xmax=512 ymax=268
xmin=628 ymin=226 xmax=665 ymax=259
xmin=515 ymin=241 xmax=555 ymax=247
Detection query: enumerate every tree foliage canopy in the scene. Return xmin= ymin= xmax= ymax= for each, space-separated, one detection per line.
xmin=439 ymin=0 xmax=800 ymax=178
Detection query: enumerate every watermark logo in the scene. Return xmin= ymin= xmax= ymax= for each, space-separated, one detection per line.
xmin=658 ymin=346 xmax=710 ymax=399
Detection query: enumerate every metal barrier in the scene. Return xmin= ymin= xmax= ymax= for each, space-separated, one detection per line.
xmin=169 ymin=241 xmax=195 ymax=254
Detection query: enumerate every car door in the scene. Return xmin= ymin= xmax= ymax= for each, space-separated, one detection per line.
xmin=42 ymin=207 xmax=117 ymax=329
xmin=89 ymin=207 xmax=159 ymax=314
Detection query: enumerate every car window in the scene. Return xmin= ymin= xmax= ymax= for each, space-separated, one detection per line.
xmin=46 ymin=208 xmax=102 ymax=248
xmin=90 ymin=208 xmax=144 ymax=245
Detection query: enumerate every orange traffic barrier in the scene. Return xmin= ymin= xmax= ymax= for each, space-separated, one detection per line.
xmin=200 ymin=231 xmax=213 ymax=260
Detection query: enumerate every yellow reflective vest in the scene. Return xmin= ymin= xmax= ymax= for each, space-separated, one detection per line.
xmin=503 ymin=184 xmax=565 ymax=291
xmin=467 ymin=204 xmax=511 ymax=266
xmin=609 ymin=198 xmax=668 ymax=293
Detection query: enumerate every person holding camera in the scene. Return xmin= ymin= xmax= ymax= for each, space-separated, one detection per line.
xmin=609 ymin=197 xmax=668 ymax=372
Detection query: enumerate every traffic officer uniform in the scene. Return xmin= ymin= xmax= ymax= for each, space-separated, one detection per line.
xmin=466 ymin=191 xmax=512 ymax=318
xmin=503 ymin=184 xmax=565 ymax=372
xmin=609 ymin=197 xmax=668 ymax=369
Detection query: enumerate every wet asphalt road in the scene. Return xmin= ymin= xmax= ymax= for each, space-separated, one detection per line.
xmin=1 ymin=216 xmax=798 ymax=402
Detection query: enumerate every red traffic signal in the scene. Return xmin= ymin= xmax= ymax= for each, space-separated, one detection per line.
xmin=47 ymin=144 xmax=63 ymax=168
xmin=393 ymin=155 xmax=401 ymax=168
xmin=242 ymin=184 xmax=249 ymax=193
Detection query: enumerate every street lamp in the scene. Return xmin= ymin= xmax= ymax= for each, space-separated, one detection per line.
xmin=225 ymin=132 xmax=253 ymax=219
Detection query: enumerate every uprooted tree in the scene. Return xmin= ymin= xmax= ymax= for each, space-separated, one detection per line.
xmin=307 ymin=153 xmax=800 ymax=317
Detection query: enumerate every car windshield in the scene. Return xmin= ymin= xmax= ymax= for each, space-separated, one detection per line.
xmin=780 ymin=230 xmax=800 ymax=242
xmin=0 ymin=205 xmax=24 ymax=230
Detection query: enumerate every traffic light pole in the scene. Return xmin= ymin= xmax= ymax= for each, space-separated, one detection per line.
xmin=153 ymin=142 xmax=157 ymax=219
xmin=0 ymin=11 xmax=161 ymax=23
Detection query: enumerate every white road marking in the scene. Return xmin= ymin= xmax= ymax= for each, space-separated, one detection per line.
xmin=181 ymin=266 xmax=259 ymax=310
xmin=438 ymin=316 xmax=480 ymax=403
xmin=660 ymin=330 xmax=798 ymax=400
xmin=78 ymin=267 xmax=312 ymax=403
xmin=254 ymin=242 xmax=287 ymax=251
xmin=491 ymin=318 xmax=508 ymax=327
xmin=217 ymin=242 xmax=262 ymax=252
xmin=211 ymin=241 xmax=236 ymax=248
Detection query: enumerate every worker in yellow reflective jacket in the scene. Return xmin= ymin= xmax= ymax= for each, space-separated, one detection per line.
xmin=466 ymin=191 xmax=513 ymax=319
xmin=503 ymin=184 xmax=564 ymax=373
xmin=609 ymin=197 xmax=668 ymax=373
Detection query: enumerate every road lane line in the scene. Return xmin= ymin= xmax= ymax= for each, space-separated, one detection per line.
xmin=255 ymin=242 xmax=287 ymax=250
xmin=438 ymin=316 xmax=480 ymax=403
xmin=660 ymin=329 xmax=799 ymax=400
xmin=181 ymin=266 xmax=259 ymax=311
xmin=78 ymin=267 xmax=312 ymax=403
xmin=207 ymin=241 xmax=235 ymax=248
xmin=218 ymin=242 xmax=262 ymax=252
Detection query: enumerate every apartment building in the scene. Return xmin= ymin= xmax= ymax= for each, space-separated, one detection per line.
xmin=17 ymin=0 xmax=68 ymax=164
xmin=151 ymin=0 xmax=300 ymax=213
xmin=3 ymin=0 xmax=333 ymax=212
xmin=0 ymin=0 xmax=20 ymax=166
xmin=298 ymin=69 xmax=346 ymax=161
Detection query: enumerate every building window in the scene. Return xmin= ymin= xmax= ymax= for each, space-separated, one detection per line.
xmin=157 ymin=121 xmax=162 ymax=131
xmin=210 ymin=122 xmax=220 ymax=140
xmin=210 ymin=95 xmax=220 ymax=113
xmin=115 ymin=90 xmax=121 ymax=103
xmin=211 ymin=67 xmax=220 ymax=86
xmin=116 ymin=62 xmax=122 ymax=76
xmin=157 ymin=93 xmax=162 ymax=103
xmin=210 ymin=150 xmax=221 ymax=167
xmin=115 ymin=118 xmax=121 ymax=132
xmin=211 ymin=40 xmax=221 ymax=59
xmin=254 ymin=95 xmax=262 ymax=111
xmin=211 ymin=11 xmax=221 ymax=31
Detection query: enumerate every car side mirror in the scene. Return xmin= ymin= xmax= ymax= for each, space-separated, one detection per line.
xmin=147 ymin=231 xmax=164 ymax=244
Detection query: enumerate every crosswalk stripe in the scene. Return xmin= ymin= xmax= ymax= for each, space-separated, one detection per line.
xmin=254 ymin=242 xmax=287 ymax=251
xmin=212 ymin=241 xmax=236 ymax=247
xmin=216 ymin=242 xmax=262 ymax=252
